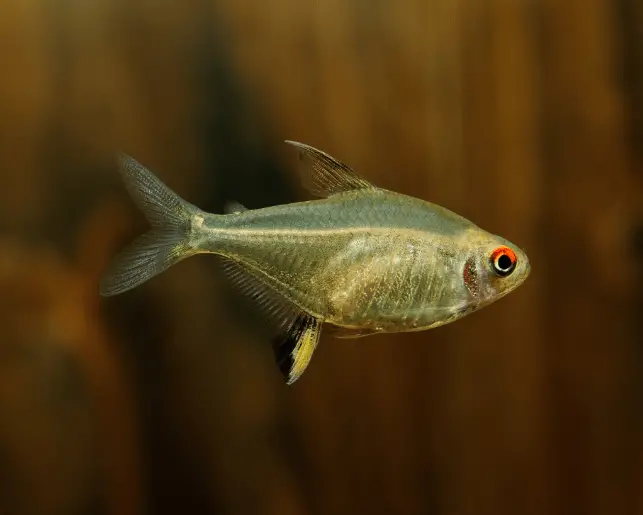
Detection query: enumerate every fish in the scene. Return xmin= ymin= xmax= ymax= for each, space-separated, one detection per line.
xmin=100 ymin=141 xmax=531 ymax=384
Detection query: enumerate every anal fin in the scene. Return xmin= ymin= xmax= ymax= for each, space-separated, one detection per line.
xmin=219 ymin=258 xmax=322 ymax=385
xmin=274 ymin=313 xmax=322 ymax=385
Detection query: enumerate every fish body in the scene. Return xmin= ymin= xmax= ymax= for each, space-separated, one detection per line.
xmin=100 ymin=141 xmax=530 ymax=384
xmin=198 ymin=190 xmax=512 ymax=332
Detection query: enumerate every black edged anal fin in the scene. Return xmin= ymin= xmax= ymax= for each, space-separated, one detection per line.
xmin=273 ymin=313 xmax=322 ymax=385
xmin=284 ymin=140 xmax=376 ymax=197
xmin=219 ymin=257 xmax=322 ymax=385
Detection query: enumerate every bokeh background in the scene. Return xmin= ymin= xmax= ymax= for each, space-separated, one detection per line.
xmin=0 ymin=0 xmax=642 ymax=514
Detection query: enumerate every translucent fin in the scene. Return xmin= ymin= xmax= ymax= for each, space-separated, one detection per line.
xmin=285 ymin=140 xmax=375 ymax=197
xmin=219 ymin=258 xmax=322 ymax=384
xmin=99 ymin=154 xmax=203 ymax=296
xmin=325 ymin=325 xmax=377 ymax=339
xmin=224 ymin=201 xmax=248 ymax=214
xmin=219 ymin=258 xmax=300 ymax=333
xmin=116 ymin=154 xmax=201 ymax=227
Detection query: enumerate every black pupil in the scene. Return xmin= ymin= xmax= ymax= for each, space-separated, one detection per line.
xmin=497 ymin=254 xmax=513 ymax=271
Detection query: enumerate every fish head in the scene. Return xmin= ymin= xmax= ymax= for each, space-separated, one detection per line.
xmin=461 ymin=233 xmax=531 ymax=308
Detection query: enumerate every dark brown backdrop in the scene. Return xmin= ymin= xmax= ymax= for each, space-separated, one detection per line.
xmin=0 ymin=1 xmax=641 ymax=514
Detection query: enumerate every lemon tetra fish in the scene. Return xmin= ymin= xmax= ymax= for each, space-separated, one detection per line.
xmin=100 ymin=141 xmax=530 ymax=384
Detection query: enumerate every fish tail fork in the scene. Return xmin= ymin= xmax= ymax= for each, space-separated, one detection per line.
xmin=99 ymin=154 xmax=204 ymax=296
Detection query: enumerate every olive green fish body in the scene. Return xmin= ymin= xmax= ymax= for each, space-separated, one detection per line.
xmin=100 ymin=141 xmax=530 ymax=384
xmin=199 ymin=189 xmax=477 ymax=333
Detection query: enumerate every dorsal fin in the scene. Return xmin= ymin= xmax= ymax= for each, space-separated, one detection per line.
xmin=219 ymin=258 xmax=322 ymax=384
xmin=285 ymin=140 xmax=375 ymax=197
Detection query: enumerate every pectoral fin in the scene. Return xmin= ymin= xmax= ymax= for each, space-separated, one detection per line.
xmin=325 ymin=324 xmax=377 ymax=339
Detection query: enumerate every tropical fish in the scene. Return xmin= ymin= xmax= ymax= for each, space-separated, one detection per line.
xmin=100 ymin=141 xmax=530 ymax=384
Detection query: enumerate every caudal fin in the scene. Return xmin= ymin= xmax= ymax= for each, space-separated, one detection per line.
xmin=99 ymin=154 xmax=203 ymax=296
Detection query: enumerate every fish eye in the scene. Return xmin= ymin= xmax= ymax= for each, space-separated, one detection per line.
xmin=490 ymin=246 xmax=517 ymax=277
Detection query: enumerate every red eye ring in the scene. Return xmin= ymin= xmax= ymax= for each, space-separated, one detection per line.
xmin=490 ymin=246 xmax=517 ymax=277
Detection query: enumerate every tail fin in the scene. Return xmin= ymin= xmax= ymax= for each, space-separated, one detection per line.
xmin=99 ymin=154 xmax=203 ymax=296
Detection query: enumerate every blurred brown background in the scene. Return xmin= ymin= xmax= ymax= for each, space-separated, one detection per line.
xmin=0 ymin=0 xmax=642 ymax=514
